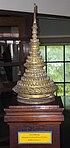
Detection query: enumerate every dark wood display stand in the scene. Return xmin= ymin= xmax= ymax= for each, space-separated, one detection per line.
xmin=4 ymin=97 xmax=64 ymax=148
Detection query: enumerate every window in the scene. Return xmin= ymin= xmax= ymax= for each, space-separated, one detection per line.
xmin=40 ymin=45 xmax=70 ymax=97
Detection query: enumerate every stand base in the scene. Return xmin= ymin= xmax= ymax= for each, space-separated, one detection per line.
xmin=17 ymin=96 xmax=55 ymax=104
xmin=4 ymin=97 xmax=64 ymax=148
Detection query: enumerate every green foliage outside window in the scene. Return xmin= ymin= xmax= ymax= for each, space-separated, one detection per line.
xmin=40 ymin=45 xmax=70 ymax=96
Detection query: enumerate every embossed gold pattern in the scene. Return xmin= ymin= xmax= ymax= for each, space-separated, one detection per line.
xmin=13 ymin=4 xmax=57 ymax=104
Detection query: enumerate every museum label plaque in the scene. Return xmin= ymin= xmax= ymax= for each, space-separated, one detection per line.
xmin=18 ymin=131 xmax=52 ymax=144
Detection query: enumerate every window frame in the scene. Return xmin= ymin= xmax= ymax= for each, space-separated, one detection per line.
xmin=40 ymin=41 xmax=70 ymax=97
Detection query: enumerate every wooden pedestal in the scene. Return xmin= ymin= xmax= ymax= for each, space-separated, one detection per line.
xmin=4 ymin=97 xmax=64 ymax=148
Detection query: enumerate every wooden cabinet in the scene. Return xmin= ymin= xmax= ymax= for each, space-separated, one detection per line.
xmin=0 ymin=16 xmax=30 ymax=93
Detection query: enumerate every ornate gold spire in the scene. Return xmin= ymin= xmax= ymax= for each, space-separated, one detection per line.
xmin=13 ymin=4 xmax=57 ymax=104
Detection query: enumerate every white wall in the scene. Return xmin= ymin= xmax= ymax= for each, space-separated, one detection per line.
xmin=0 ymin=0 xmax=70 ymax=16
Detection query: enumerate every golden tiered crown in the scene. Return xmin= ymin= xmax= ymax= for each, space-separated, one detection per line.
xmin=13 ymin=4 xmax=57 ymax=104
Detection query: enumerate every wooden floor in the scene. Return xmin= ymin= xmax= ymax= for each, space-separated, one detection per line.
xmin=0 ymin=92 xmax=70 ymax=148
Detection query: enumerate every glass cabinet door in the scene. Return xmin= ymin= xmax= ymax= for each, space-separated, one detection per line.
xmin=0 ymin=17 xmax=28 ymax=92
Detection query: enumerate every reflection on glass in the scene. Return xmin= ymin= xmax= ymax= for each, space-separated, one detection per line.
xmin=0 ymin=26 xmax=19 ymax=37
xmin=39 ymin=46 xmax=45 ymax=61
xmin=0 ymin=66 xmax=7 ymax=82
xmin=0 ymin=66 xmax=21 ymax=82
xmin=0 ymin=40 xmax=22 ymax=82
xmin=47 ymin=63 xmax=64 ymax=82
xmin=64 ymin=96 xmax=70 ymax=110
xmin=47 ymin=46 xmax=63 ymax=61
xmin=65 ymin=63 xmax=70 ymax=82
xmin=12 ymin=66 xmax=21 ymax=81
xmin=65 ymin=45 xmax=70 ymax=61
xmin=1 ymin=44 xmax=12 ymax=81
xmin=0 ymin=40 xmax=20 ymax=62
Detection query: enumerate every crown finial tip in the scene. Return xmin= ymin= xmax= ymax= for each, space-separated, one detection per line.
xmin=34 ymin=3 xmax=37 ymax=23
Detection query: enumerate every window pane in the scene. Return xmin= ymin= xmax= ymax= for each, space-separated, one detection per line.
xmin=65 ymin=63 xmax=70 ymax=82
xmin=0 ymin=40 xmax=20 ymax=62
xmin=64 ymin=96 xmax=70 ymax=110
xmin=56 ymin=83 xmax=64 ymax=96
xmin=39 ymin=46 xmax=45 ymax=61
xmin=0 ymin=26 xmax=19 ymax=37
xmin=0 ymin=66 xmax=7 ymax=82
xmin=47 ymin=63 xmax=64 ymax=82
xmin=0 ymin=66 xmax=21 ymax=82
xmin=12 ymin=66 xmax=21 ymax=81
xmin=65 ymin=45 xmax=70 ymax=61
xmin=47 ymin=46 xmax=63 ymax=61
xmin=65 ymin=83 xmax=70 ymax=96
